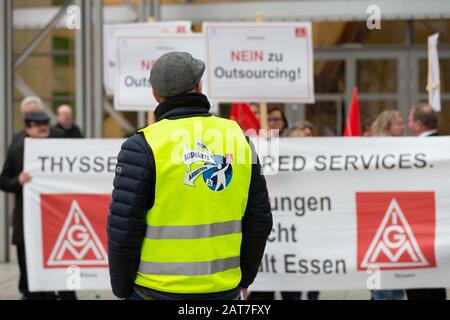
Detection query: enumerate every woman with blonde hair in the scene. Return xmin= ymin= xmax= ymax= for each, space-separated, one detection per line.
xmin=289 ymin=120 xmax=317 ymax=137
xmin=371 ymin=110 xmax=405 ymax=137
xmin=370 ymin=109 xmax=406 ymax=301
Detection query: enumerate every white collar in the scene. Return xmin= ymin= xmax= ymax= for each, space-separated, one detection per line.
xmin=419 ymin=129 xmax=437 ymax=137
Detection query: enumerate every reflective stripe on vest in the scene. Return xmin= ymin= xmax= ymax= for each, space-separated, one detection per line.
xmin=138 ymin=256 xmax=240 ymax=276
xmin=135 ymin=116 xmax=252 ymax=294
xmin=145 ymin=220 xmax=242 ymax=240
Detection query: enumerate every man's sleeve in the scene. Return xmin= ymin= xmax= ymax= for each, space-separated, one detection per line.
xmin=107 ymin=133 xmax=155 ymax=299
xmin=0 ymin=144 xmax=22 ymax=193
xmin=239 ymin=139 xmax=273 ymax=288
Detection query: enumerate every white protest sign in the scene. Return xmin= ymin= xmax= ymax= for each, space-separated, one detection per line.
xmin=114 ymin=34 xmax=211 ymax=112
xmin=103 ymin=21 xmax=192 ymax=95
xmin=204 ymin=23 xmax=315 ymax=103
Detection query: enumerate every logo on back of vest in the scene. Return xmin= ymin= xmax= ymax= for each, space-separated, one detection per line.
xmin=182 ymin=140 xmax=233 ymax=191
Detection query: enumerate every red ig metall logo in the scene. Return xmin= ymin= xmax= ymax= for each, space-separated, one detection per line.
xmin=356 ymin=192 xmax=436 ymax=270
xmin=41 ymin=194 xmax=110 ymax=268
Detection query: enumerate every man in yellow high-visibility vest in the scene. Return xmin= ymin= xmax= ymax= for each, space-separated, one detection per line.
xmin=107 ymin=52 xmax=273 ymax=300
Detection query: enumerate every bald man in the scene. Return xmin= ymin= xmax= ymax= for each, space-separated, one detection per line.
xmin=408 ymin=104 xmax=438 ymax=137
xmin=406 ymin=103 xmax=446 ymax=300
xmin=53 ymin=105 xmax=83 ymax=138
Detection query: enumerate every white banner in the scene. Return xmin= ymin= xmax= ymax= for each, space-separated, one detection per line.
xmin=24 ymin=139 xmax=122 ymax=291
xmin=204 ymin=23 xmax=315 ymax=103
xmin=24 ymin=137 xmax=450 ymax=291
xmin=114 ymin=34 xmax=212 ymax=112
xmin=252 ymin=137 xmax=450 ymax=291
xmin=103 ymin=21 xmax=192 ymax=95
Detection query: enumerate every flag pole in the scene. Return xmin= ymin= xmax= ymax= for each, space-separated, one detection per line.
xmin=427 ymin=34 xmax=433 ymax=106
xmin=255 ymin=12 xmax=268 ymax=131
xmin=426 ymin=33 xmax=441 ymax=112
xmin=147 ymin=16 xmax=156 ymax=125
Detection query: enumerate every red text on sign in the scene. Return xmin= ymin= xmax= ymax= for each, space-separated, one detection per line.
xmin=230 ymin=50 xmax=264 ymax=62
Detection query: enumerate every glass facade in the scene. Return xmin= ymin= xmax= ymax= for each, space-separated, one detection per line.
xmin=10 ymin=0 xmax=450 ymax=137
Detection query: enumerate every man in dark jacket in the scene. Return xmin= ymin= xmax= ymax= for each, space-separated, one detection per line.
xmin=406 ymin=104 xmax=446 ymax=300
xmin=12 ymin=96 xmax=62 ymax=145
xmin=0 ymin=112 xmax=55 ymax=300
xmin=11 ymin=96 xmax=46 ymax=145
xmin=408 ymin=103 xmax=439 ymax=137
xmin=52 ymin=105 xmax=83 ymax=138
xmin=107 ymin=52 xmax=273 ymax=300
xmin=4 ymin=98 xmax=78 ymax=300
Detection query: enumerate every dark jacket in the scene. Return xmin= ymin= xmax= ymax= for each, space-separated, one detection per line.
xmin=52 ymin=123 xmax=84 ymax=138
xmin=0 ymin=129 xmax=62 ymax=245
xmin=107 ymin=93 xmax=273 ymax=299
xmin=0 ymin=132 xmax=26 ymax=245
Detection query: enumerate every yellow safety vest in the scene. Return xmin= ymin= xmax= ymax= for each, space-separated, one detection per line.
xmin=135 ymin=115 xmax=252 ymax=294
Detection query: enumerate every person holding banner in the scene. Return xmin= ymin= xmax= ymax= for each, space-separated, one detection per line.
xmin=369 ymin=110 xmax=406 ymax=300
xmin=289 ymin=121 xmax=320 ymax=300
xmin=52 ymin=105 xmax=84 ymax=139
xmin=11 ymin=96 xmax=63 ymax=145
xmin=406 ymin=104 xmax=446 ymax=300
xmin=289 ymin=120 xmax=317 ymax=137
xmin=11 ymin=96 xmax=45 ymax=145
xmin=107 ymin=52 xmax=273 ymax=300
xmin=371 ymin=110 xmax=405 ymax=137
xmin=0 ymin=112 xmax=55 ymax=300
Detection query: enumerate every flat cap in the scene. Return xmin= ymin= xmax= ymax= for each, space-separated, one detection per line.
xmin=24 ymin=111 xmax=50 ymax=123
xmin=150 ymin=51 xmax=205 ymax=98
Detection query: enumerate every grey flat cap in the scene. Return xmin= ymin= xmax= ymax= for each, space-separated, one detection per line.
xmin=24 ymin=111 xmax=50 ymax=123
xmin=150 ymin=51 xmax=206 ymax=98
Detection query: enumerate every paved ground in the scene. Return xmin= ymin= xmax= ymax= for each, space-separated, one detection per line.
xmin=0 ymin=247 xmax=117 ymax=300
xmin=0 ymin=247 xmax=448 ymax=300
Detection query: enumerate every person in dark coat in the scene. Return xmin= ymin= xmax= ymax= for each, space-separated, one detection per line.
xmin=52 ymin=105 xmax=83 ymax=138
xmin=12 ymin=96 xmax=61 ymax=145
xmin=107 ymin=52 xmax=273 ymax=300
xmin=0 ymin=112 xmax=56 ymax=300
xmin=4 ymin=98 xmax=78 ymax=300
xmin=408 ymin=103 xmax=439 ymax=137
xmin=11 ymin=96 xmax=46 ymax=145
xmin=50 ymin=105 xmax=81 ymax=300
xmin=406 ymin=104 xmax=446 ymax=300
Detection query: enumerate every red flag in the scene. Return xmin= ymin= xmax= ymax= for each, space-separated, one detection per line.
xmin=230 ymin=103 xmax=260 ymax=132
xmin=343 ymin=87 xmax=361 ymax=136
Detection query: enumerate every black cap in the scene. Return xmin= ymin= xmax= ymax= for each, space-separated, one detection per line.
xmin=24 ymin=111 xmax=50 ymax=124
